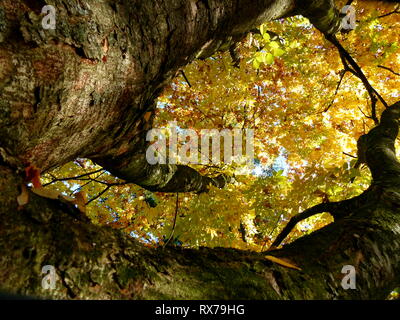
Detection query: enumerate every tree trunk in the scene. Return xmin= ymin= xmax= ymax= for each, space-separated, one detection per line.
xmin=2 ymin=0 xmax=399 ymax=300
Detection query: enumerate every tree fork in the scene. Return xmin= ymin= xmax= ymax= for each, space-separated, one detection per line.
xmin=271 ymin=102 xmax=400 ymax=248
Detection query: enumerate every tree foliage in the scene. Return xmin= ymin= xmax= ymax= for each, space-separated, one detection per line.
xmin=39 ymin=1 xmax=400 ymax=251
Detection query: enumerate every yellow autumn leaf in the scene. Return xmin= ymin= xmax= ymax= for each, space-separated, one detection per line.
xmin=265 ymin=255 xmax=302 ymax=271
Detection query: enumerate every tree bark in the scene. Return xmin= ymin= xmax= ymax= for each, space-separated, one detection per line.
xmin=3 ymin=0 xmax=399 ymax=300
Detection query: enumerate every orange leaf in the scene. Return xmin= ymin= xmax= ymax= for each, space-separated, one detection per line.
xmin=25 ymin=165 xmax=42 ymax=188
xmin=144 ymin=112 xmax=152 ymax=122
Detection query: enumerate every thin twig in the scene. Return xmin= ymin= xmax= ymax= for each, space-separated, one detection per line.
xmin=378 ymin=65 xmax=400 ymax=76
xmin=357 ymin=106 xmax=372 ymax=120
xmin=42 ymin=168 xmax=104 ymax=187
xmin=343 ymin=152 xmax=357 ymax=158
xmin=324 ymin=69 xmax=346 ymax=112
xmin=377 ymin=5 xmax=400 ymax=19
xmin=86 ymin=179 xmax=126 ymax=186
xmin=163 ymin=193 xmax=179 ymax=247
xmin=86 ymin=185 xmax=111 ymax=205
xmin=69 ymin=171 xmax=106 ymax=196
xmin=180 ymin=70 xmax=192 ymax=87
xmin=326 ymin=34 xmax=388 ymax=125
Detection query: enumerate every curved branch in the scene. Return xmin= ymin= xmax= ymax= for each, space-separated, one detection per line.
xmin=270 ymin=190 xmax=371 ymax=248
xmin=323 ymin=69 xmax=346 ymax=112
xmin=363 ymin=101 xmax=400 ymax=186
xmin=271 ymin=203 xmax=332 ymax=248
xmin=163 ymin=193 xmax=179 ymax=247
xmin=272 ymin=101 xmax=400 ymax=248
xmin=86 ymin=185 xmax=111 ymax=205
xmin=94 ymin=153 xmax=229 ymax=193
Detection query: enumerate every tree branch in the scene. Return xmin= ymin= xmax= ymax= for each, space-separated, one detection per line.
xmin=377 ymin=4 xmax=400 ymax=19
xmin=295 ymin=0 xmax=342 ymax=35
xmin=363 ymin=101 xmax=400 ymax=185
xmin=163 ymin=193 xmax=179 ymax=247
xmin=180 ymin=70 xmax=192 ymax=87
xmin=323 ymin=69 xmax=346 ymax=112
xmin=325 ymin=34 xmax=388 ymax=124
xmin=86 ymin=185 xmax=111 ymax=205
xmin=42 ymin=169 xmax=105 ymax=187
xmin=95 ymin=153 xmax=229 ymax=193
xmin=357 ymin=106 xmax=374 ymax=121
xmin=271 ymin=101 xmax=400 ymax=248
xmin=270 ymin=191 xmax=370 ymax=248
xmin=343 ymin=151 xmax=356 ymax=158
xmin=378 ymin=65 xmax=400 ymax=77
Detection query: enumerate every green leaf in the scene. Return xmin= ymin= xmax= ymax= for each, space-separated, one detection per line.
xmin=269 ymin=41 xmax=280 ymax=49
xmin=258 ymin=52 xmax=267 ymax=63
xmin=263 ymin=32 xmax=270 ymax=42
xmin=273 ymin=48 xmax=285 ymax=57
xmin=252 ymin=59 xmax=260 ymax=69
xmin=260 ymin=24 xmax=264 ymax=36
xmin=265 ymin=53 xmax=274 ymax=64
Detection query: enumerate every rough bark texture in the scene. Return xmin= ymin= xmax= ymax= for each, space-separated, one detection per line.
xmin=2 ymin=0 xmax=399 ymax=300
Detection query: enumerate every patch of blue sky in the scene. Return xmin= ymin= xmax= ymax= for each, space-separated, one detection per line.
xmin=130 ymin=231 xmax=159 ymax=244
xmin=253 ymin=148 xmax=289 ymax=177
xmin=64 ymin=181 xmax=81 ymax=194
xmin=373 ymin=24 xmax=384 ymax=31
